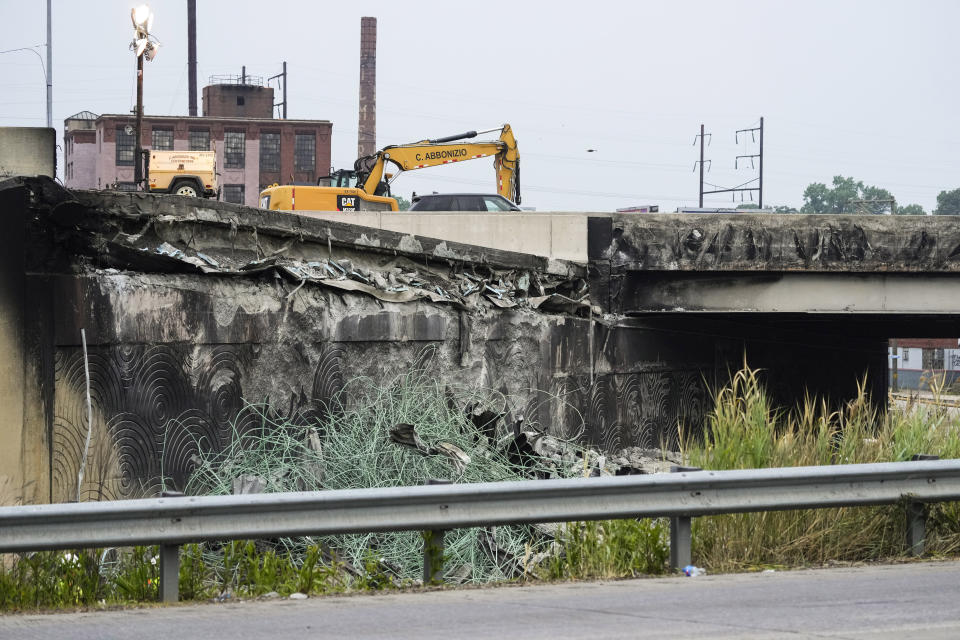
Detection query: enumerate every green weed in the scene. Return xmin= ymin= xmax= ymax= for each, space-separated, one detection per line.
xmin=539 ymin=518 xmax=670 ymax=580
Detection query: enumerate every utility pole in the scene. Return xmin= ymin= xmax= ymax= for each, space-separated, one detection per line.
xmin=699 ymin=124 xmax=704 ymax=207
xmin=851 ymin=198 xmax=896 ymax=215
xmin=269 ymin=62 xmax=287 ymax=119
xmin=46 ymin=0 xmax=52 ymax=128
xmin=734 ymin=118 xmax=763 ymax=206
xmin=758 ymin=116 xmax=763 ymax=208
xmin=890 ymin=339 xmax=899 ymax=393
xmin=700 ymin=116 xmax=763 ymax=207
xmin=693 ymin=124 xmax=711 ymax=207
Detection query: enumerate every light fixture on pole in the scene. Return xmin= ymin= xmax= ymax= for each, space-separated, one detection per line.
xmin=130 ymin=4 xmax=159 ymax=189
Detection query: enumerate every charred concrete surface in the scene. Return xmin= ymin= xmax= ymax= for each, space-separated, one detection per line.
xmin=591 ymin=212 xmax=960 ymax=274
xmin=0 ymin=178 xmax=709 ymax=505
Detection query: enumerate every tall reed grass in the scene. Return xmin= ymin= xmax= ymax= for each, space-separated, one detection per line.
xmin=683 ymin=365 xmax=960 ymax=572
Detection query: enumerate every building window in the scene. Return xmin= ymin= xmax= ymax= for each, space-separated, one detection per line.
xmin=902 ymin=349 xmax=909 ymax=363
xmin=923 ymin=348 xmax=945 ymax=370
xmin=115 ymin=182 xmax=138 ymax=192
xmin=260 ymin=132 xmax=281 ymax=172
xmin=237 ymin=96 xmax=245 ymax=106
xmin=223 ymin=184 xmax=245 ymax=204
xmin=152 ymin=128 xmax=174 ymax=150
xmin=189 ymin=129 xmax=210 ymax=151
xmin=224 ymin=131 xmax=245 ymax=168
xmin=116 ymin=126 xmax=135 ymax=165
xmin=294 ymin=133 xmax=315 ymax=172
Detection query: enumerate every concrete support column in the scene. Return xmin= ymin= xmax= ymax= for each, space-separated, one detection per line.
xmin=0 ymin=181 xmax=52 ymax=506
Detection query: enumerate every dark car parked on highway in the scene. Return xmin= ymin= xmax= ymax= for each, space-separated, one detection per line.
xmin=409 ymin=193 xmax=522 ymax=212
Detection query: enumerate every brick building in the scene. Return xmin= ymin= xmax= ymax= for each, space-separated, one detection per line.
xmin=63 ymin=78 xmax=332 ymax=207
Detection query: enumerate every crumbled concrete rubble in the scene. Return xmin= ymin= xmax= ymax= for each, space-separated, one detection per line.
xmin=609 ymin=447 xmax=685 ymax=474
xmin=138 ymin=242 xmax=597 ymax=316
xmin=504 ymin=431 xmax=682 ymax=478
xmin=386 ymin=413 xmax=684 ymax=482
xmin=29 ymin=180 xmax=594 ymax=317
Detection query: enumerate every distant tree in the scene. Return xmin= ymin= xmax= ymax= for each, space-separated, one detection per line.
xmin=828 ymin=176 xmax=864 ymax=213
xmin=801 ymin=176 xmax=894 ymax=214
xmin=736 ymin=203 xmax=759 ymax=209
xmin=895 ymin=203 xmax=925 ymax=216
xmin=395 ymin=195 xmax=411 ymax=211
xmin=801 ymin=182 xmax=832 ymax=213
xmin=774 ymin=205 xmax=799 ymax=213
xmin=934 ymin=188 xmax=960 ymax=215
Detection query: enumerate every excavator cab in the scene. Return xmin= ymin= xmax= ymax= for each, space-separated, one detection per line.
xmin=354 ymin=155 xmax=393 ymax=197
xmin=318 ymin=169 xmax=359 ymax=189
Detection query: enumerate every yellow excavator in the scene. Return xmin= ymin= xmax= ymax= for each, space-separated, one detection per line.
xmin=258 ymin=124 xmax=519 ymax=212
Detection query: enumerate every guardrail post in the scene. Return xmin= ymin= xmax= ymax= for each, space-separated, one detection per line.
xmin=423 ymin=479 xmax=450 ymax=585
xmin=905 ymin=455 xmax=938 ymax=557
xmin=159 ymin=490 xmax=183 ymax=603
xmin=670 ymin=516 xmax=691 ymax=570
xmin=670 ymin=466 xmax=701 ymax=570
xmin=905 ymin=500 xmax=925 ymax=557
xmin=159 ymin=543 xmax=180 ymax=603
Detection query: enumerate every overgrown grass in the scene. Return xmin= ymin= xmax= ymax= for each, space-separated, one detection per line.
xmin=683 ymin=365 xmax=960 ymax=572
xmin=538 ymin=519 xmax=670 ymax=579
xmin=0 ymin=541 xmax=397 ymax=611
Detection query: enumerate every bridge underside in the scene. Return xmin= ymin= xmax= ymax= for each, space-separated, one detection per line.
xmin=590 ymin=211 xmax=960 ymax=411
xmin=610 ymin=270 xmax=960 ymax=407
xmin=620 ymin=312 xmax=960 ymax=411
xmin=618 ymin=272 xmax=960 ymax=316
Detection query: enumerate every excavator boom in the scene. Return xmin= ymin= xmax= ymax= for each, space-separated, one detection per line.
xmin=357 ymin=124 xmax=519 ymax=203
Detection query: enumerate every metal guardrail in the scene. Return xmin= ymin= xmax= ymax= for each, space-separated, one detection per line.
xmin=1 ymin=459 xmax=958 ymax=602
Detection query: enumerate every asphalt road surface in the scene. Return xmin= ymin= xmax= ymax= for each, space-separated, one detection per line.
xmin=3 ymin=561 xmax=959 ymax=639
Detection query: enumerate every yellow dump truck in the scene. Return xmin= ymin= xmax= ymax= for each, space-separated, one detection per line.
xmin=147 ymin=150 xmax=218 ymax=198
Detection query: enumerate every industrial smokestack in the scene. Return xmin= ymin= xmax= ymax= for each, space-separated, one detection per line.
xmin=187 ymin=0 xmax=197 ymax=116
xmin=357 ymin=17 xmax=377 ymax=157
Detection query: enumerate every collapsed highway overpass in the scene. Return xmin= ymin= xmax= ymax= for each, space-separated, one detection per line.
xmin=2 ymin=176 xmax=958 ymax=505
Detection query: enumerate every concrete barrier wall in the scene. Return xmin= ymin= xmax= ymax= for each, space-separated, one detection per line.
xmin=0 ymin=127 xmax=56 ymax=178
xmin=297 ymin=211 xmax=591 ymax=263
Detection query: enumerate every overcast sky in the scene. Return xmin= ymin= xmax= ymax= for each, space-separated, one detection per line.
xmin=2 ymin=0 xmax=957 ymax=212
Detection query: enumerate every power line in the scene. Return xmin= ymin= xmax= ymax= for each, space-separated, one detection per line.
xmin=693 ymin=124 xmax=712 ymax=207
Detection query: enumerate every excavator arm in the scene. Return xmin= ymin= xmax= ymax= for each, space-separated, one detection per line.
xmin=356 ymin=124 xmax=520 ymax=204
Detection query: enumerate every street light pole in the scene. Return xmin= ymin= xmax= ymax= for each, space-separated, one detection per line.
xmin=131 ymin=4 xmax=157 ymax=190
xmin=134 ymin=50 xmax=144 ymax=187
